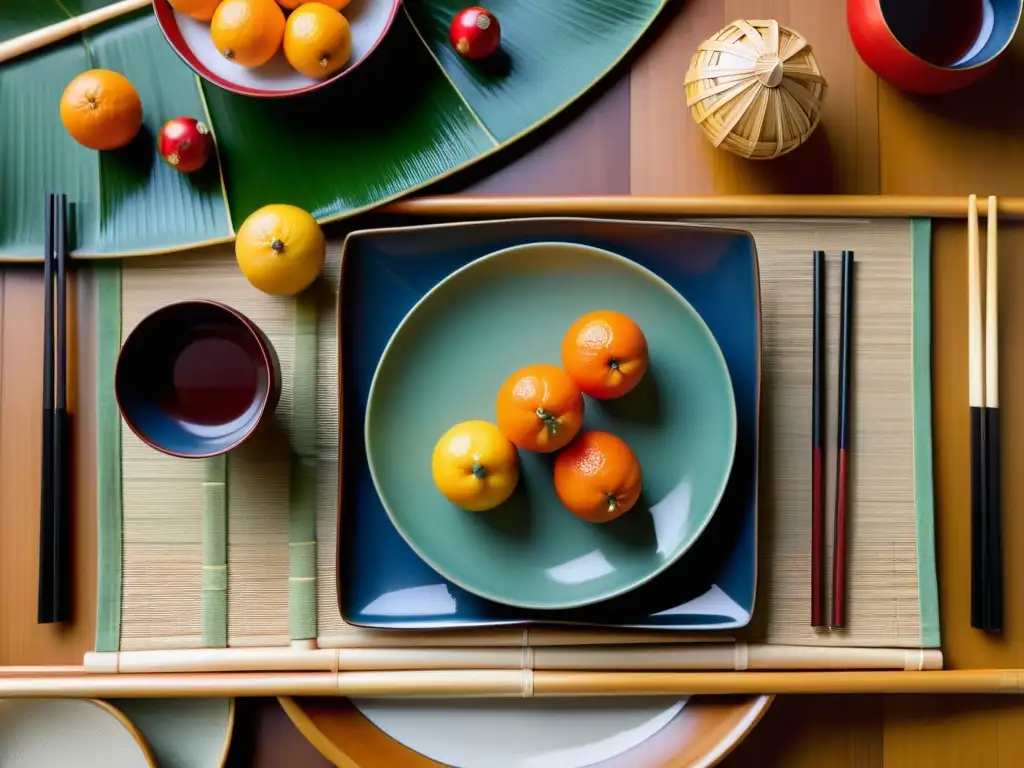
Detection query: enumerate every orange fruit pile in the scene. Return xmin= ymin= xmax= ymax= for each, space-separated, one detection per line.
xmin=169 ymin=0 xmax=354 ymax=77
xmin=433 ymin=310 xmax=649 ymax=523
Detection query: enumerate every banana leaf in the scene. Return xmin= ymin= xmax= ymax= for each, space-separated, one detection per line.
xmin=0 ymin=0 xmax=666 ymax=259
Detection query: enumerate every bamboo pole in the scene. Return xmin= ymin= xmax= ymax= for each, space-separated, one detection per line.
xmin=534 ymin=670 xmax=1023 ymax=696
xmin=0 ymin=0 xmax=150 ymax=65
xmin=382 ymin=194 xmax=1024 ymax=220
xmin=317 ymin=627 xmax=720 ymax=648
xmin=81 ymin=644 xmax=940 ymax=675
xmin=0 ymin=669 xmax=1018 ymax=699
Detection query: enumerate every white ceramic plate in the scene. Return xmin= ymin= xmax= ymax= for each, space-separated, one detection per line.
xmin=155 ymin=0 xmax=401 ymax=97
xmin=0 ymin=699 xmax=155 ymax=767
xmin=351 ymin=697 xmax=688 ymax=768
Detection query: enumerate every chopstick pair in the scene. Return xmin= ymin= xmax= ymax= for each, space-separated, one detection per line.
xmin=38 ymin=193 xmax=71 ymax=625
xmin=811 ymin=249 xmax=854 ymax=630
xmin=968 ymin=194 xmax=1002 ymax=634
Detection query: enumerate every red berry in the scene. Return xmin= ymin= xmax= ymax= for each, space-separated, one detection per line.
xmin=449 ymin=6 xmax=501 ymax=61
xmin=157 ymin=116 xmax=213 ymax=173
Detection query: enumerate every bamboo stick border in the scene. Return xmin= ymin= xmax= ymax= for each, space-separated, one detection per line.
xmin=0 ymin=0 xmax=149 ymax=64
xmin=1 ymin=195 xmax=1019 ymax=263
xmin=383 ymin=194 xmax=1023 ymax=219
xmin=80 ymin=644 xmax=942 ymax=675
xmin=0 ymin=668 xmax=1021 ymax=698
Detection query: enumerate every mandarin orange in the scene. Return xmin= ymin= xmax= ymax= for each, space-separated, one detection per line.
xmin=59 ymin=69 xmax=142 ymax=151
xmin=211 ymin=0 xmax=285 ymax=68
xmin=553 ymin=430 xmax=642 ymax=523
xmin=283 ymin=2 xmax=352 ymax=79
xmin=561 ymin=310 xmax=649 ymax=400
xmin=495 ymin=364 xmax=584 ymax=453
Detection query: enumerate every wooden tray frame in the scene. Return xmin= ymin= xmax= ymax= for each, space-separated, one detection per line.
xmin=0 ymin=194 xmax=1014 ymax=697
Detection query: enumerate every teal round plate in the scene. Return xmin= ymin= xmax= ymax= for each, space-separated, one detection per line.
xmin=365 ymin=242 xmax=737 ymax=610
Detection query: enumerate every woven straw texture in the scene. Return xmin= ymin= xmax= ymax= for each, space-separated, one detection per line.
xmin=685 ymin=20 xmax=827 ymax=160
xmin=97 ymin=217 xmax=934 ymax=652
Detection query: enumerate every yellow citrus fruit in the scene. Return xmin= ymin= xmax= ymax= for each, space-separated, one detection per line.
xmin=167 ymin=0 xmax=224 ymax=21
xmin=431 ymin=421 xmax=520 ymax=512
xmin=278 ymin=0 xmax=350 ymax=9
xmin=235 ymin=204 xmax=325 ymax=295
xmin=283 ymin=3 xmax=352 ymax=79
xmin=210 ymin=0 xmax=285 ymax=68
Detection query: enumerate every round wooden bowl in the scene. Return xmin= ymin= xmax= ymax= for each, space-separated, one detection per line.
xmin=279 ymin=695 xmax=772 ymax=768
xmin=153 ymin=0 xmax=402 ymax=98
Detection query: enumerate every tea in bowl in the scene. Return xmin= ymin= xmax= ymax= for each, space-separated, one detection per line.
xmin=114 ymin=300 xmax=281 ymax=458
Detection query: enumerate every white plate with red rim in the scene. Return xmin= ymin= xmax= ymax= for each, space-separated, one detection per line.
xmin=153 ymin=0 xmax=402 ymax=98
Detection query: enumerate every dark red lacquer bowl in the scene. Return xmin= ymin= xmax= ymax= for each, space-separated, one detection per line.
xmin=154 ymin=0 xmax=402 ymax=98
xmin=848 ymin=0 xmax=1022 ymax=94
xmin=115 ymin=300 xmax=282 ymax=459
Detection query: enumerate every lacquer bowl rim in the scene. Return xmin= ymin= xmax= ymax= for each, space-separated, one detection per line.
xmin=114 ymin=298 xmax=278 ymax=460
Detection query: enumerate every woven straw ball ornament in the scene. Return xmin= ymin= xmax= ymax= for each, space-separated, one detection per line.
xmin=685 ymin=19 xmax=827 ymax=160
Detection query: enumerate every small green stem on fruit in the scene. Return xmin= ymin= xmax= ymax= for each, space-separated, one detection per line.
xmin=607 ymin=494 xmax=618 ymax=514
xmin=536 ymin=408 xmax=560 ymax=433
xmin=271 ymin=239 xmax=285 ymax=253
xmin=471 ymin=463 xmax=487 ymax=479
xmin=609 ymin=359 xmax=620 ymax=371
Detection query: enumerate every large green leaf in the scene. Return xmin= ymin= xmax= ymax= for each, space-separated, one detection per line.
xmin=0 ymin=0 xmax=666 ymax=259
xmin=202 ymin=11 xmax=494 ymax=228
xmin=405 ymin=0 xmax=663 ymax=142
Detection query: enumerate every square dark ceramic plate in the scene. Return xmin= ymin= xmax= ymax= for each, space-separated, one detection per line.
xmin=339 ymin=218 xmax=761 ymax=630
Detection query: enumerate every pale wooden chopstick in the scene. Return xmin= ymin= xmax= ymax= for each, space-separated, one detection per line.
xmin=968 ymin=194 xmax=987 ymax=630
xmin=969 ymin=194 xmax=1003 ymax=633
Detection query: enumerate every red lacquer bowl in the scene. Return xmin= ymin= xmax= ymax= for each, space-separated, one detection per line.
xmin=154 ymin=0 xmax=402 ymax=98
xmin=848 ymin=0 xmax=1022 ymax=94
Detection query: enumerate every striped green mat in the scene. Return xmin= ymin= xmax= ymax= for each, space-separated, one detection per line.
xmin=93 ymin=245 xmax=340 ymax=652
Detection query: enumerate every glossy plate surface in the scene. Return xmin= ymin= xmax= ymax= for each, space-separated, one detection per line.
xmin=365 ymin=241 xmax=737 ymax=610
xmin=340 ymin=217 xmax=760 ymax=628
xmin=351 ymin=697 xmax=688 ymax=768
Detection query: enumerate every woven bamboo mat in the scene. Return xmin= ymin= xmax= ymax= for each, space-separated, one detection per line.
xmin=93 ymin=216 xmax=937 ymax=654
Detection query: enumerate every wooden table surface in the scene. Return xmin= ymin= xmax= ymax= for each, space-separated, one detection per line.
xmin=5 ymin=0 xmax=1024 ymax=765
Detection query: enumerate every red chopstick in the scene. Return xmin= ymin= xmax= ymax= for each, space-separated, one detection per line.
xmin=831 ymin=250 xmax=854 ymax=630
xmin=811 ymin=250 xmax=826 ymax=628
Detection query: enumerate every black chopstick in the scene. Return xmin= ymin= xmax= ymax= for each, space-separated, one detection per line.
xmin=38 ymin=193 xmax=71 ymax=624
xmin=38 ymin=193 xmax=56 ymax=624
xmin=830 ymin=250 xmax=854 ymax=630
xmin=968 ymin=194 xmax=988 ymax=631
xmin=811 ymin=250 xmax=826 ymax=628
xmin=983 ymin=195 xmax=1002 ymax=633
xmin=54 ymin=192 xmax=71 ymax=624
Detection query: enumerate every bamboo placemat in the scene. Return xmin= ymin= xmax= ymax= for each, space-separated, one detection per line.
xmin=91 ymin=216 xmax=937 ymax=656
